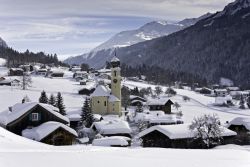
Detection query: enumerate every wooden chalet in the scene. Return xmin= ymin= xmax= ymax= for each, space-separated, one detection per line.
xmin=0 ymin=102 xmax=77 ymax=145
xmin=130 ymin=95 xmax=147 ymax=106
xmin=9 ymin=68 xmax=24 ymax=76
xmin=147 ymin=98 xmax=174 ymax=114
xmin=227 ymin=117 xmax=250 ymax=145
xmin=138 ymin=124 xmax=236 ymax=149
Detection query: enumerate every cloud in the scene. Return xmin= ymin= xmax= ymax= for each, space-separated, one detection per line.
xmin=0 ymin=0 xmax=234 ymax=58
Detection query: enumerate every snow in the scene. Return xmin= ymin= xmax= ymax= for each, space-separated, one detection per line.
xmin=111 ymin=56 xmax=120 ymax=62
xmin=0 ymin=102 xmax=69 ymax=125
xmin=92 ymin=136 xmax=130 ymax=147
xmin=91 ymin=120 xmax=132 ymax=135
xmin=67 ymin=113 xmax=81 ymax=121
xmin=22 ymin=121 xmax=77 ymax=141
xmin=109 ymin=95 xmax=120 ymax=102
xmin=227 ymin=117 xmax=250 ymax=131
xmin=138 ymin=124 xmax=237 ymax=140
xmin=91 ymin=85 xmax=110 ymax=97
xmin=0 ymin=58 xmax=6 ymax=66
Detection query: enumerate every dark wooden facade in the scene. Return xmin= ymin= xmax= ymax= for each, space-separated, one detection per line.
xmin=9 ymin=69 xmax=23 ymax=76
xmin=148 ymin=100 xmax=173 ymax=114
xmin=41 ymin=127 xmax=76 ymax=146
xmin=140 ymin=130 xmax=235 ymax=149
xmin=6 ymin=105 xmax=68 ymax=135
xmin=228 ymin=125 xmax=250 ymax=145
xmin=78 ymin=88 xmax=95 ymax=95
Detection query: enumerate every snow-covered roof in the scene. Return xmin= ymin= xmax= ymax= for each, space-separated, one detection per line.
xmin=91 ymin=85 xmax=111 ymax=97
xmin=145 ymin=114 xmax=181 ymax=124
xmin=111 ymin=56 xmax=120 ymax=63
xmin=227 ymin=87 xmax=240 ymax=91
xmin=92 ymin=136 xmax=130 ymax=147
xmin=138 ymin=124 xmax=236 ymax=139
xmin=227 ymin=117 xmax=250 ymax=131
xmin=22 ymin=121 xmax=77 ymax=141
xmin=91 ymin=120 xmax=132 ymax=135
xmin=0 ymin=102 xmax=69 ymax=125
xmin=10 ymin=68 xmax=23 ymax=71
xmin=67 ymin=114 xmax=81 ymax=121
xmin=215 ymin=89 xmax=227 ymax=92
xmin=109 ymin=95 xmax=120 ymax=102
xmin=147 ymin=98 xmax=173 ymax=106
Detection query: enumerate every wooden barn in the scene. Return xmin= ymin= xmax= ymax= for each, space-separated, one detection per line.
xmin=227 ymin=117 xmax=250 ymax=145
xmin=147 ymin=98 xmax=174 ymax=114
xmin=138 ymin=124 xmax=236 ymax=149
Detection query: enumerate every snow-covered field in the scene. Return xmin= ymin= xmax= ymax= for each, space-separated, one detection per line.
xmin=1 ymin=68 xmax=250 ymax=167
xmin=0 ymin=126 xmax=250 ymax=167
xmin=0 ymin=58 xmax=6 ymax=66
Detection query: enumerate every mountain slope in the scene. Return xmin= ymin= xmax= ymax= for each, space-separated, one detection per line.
xmin=64 ymin=13 xmax=212 ymax=66
xmin=115 ymin=0 xmax=250 ymax=88
xmin=0 ymin=37 xmax=7 ymax=48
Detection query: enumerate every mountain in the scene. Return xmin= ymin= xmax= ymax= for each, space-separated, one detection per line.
xmin=64 ymin=13 xmax=212 ymax=66
xmin=112 ymin=0 xmax=250 ymax=88
xmin=0 ymin=37 xmax=7 ymax=48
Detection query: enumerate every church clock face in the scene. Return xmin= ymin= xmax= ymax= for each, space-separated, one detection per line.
xmin=113 ymin=79 xmax=117 ymax=83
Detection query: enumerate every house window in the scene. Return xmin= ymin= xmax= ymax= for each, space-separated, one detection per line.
xmin=104 ymin=101 xmax=107 ymax=106
xmin=31 ymin=113 xmax=39 ymax=121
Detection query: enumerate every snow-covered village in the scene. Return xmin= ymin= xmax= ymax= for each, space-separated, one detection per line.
xmin=0 ymin=0 xmax=250 ymax=167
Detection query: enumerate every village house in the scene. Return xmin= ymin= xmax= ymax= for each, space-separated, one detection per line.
xmin=214 ymin=95 xmax=233 ymax=106
xmin=0 ymin=77 xmax=20 ymax=86
xmin=66 ymin=113 xmax=82 ymax=130
xmin=9 ymin=68 xmax=24 ymax=76
xmin=47 ymin=69 xmax=64 ymax=78
xmin=214 ymin=89 xmax=228 ymax=97
xmin=138 ymin=124 xmax=236 ymax=149
xmin=0 ymin=102 xmax=77 ymax=145
xmin=130 ymin=95 xmax=147 ymax=106
xmin=36 ymin=68 xmax=48 ymax=75
xmin=73 ymin=71 xmax=88 ymax=81
xmin=92 ymin=136 xmax=131 ymax=147
xmin=91 ymin=120 xmax=132 ymax=138
xmin=147 ymin=98 xmax=174 ymax=114
xmin=90 ymin=57 xmax=121 ymax=115
xmin=226 ymin=117 xmax=250 ymax=145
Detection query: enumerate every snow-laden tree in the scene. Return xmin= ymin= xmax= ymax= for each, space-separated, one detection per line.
xmin=165 ymin=87 xmax=177 ymax=97
xmin=56 ymin=92 xmax=66 ymax=115
xmin=20 ymin=72 xmax=32 ymax=90
xmin=154 ymin=86 xmax=163 ymax=97
xmin=121 ymin=86 xmax=131 ymax=110
xmin=39 ymin=90 xmax=48 ymax=104
xmin=48 ymin=94 xmax=56 ymax=107
xmin=81 ymin=98 xmax=94 ymax=128
xmin=189 ymin=114 xmax=223 ymax=148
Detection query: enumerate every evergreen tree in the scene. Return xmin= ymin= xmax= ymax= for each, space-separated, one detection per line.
xmin=81 ymin=98 xmax=94 ymax=128
xmin=121 ymin=86 xmax=131 ymax=110
xmin=49 ymin=94 xmax=56 ymax=106
xmin=239 ymin=95 xmax=245 ymax=109
xmin=56 ymin=92 xmax=66 ymax=115
xmin=39 ymin=90 xmax=48 ymax=104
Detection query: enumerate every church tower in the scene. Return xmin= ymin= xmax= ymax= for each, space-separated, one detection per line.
xmin=110 ymin=56 xmax=121 ymax=100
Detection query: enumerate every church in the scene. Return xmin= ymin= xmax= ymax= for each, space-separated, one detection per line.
xmin=90 ymin=57 xmax=121 ymax=115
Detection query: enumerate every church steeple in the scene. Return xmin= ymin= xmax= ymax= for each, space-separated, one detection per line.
xmin=111 ymin=56 xmax=121 ymax=101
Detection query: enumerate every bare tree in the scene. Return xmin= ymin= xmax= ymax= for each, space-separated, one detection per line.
xmin=173 ymin=102 xmax=181 ymax=111
xmin=20 ymin=72 xmax=32 ymax=90
xmin=154 ymin=86 xmax=163 ymax=97
xmin=189 ymin=114 xmax=223 ymax=148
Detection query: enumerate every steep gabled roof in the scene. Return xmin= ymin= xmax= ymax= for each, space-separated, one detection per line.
xmin=91 ymin=85 xmax=110 ymax=97
xmin=227 ymin=117 xmax=250 ymax=131
xmin=147 ymin=98 xmax=173 ymax=106
xmin=0 ymin=102 xmax=69 ymax=126
xmin=22 ymin=121 xmax=77 ymax=141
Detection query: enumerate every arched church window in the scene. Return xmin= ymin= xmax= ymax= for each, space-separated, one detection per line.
xmin=114 ymin=71 xmax=117 ymax=77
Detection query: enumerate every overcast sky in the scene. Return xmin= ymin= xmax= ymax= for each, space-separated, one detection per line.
xmin=0 ymin=0 xmax=233 ymax=60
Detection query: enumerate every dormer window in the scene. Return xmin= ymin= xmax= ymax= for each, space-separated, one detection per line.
xmin=31 ymin=113 xmax=39 ymax=121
